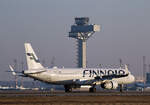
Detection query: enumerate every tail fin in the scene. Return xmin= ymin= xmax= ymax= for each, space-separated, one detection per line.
xmin=24 ymin=43 xmax=43 ymax=70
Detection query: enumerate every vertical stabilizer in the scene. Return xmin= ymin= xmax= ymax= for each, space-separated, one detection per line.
xmin=24 ymin=43 xmax=43 ymax=70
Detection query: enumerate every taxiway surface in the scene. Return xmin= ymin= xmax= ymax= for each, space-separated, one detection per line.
xmin=0 ymin=90 xmax=150 ymax=105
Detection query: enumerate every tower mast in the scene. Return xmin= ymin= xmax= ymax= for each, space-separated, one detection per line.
xmin=69 ymin=17 xmax=100 ymax=68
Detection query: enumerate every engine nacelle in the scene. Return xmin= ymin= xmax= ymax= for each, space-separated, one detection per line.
xmin=101 ymin=81 xmax=118 ymax=89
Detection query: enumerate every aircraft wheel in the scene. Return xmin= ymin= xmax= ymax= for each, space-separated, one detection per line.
xmin=64 ymin=85 xmax=72 ymax=92
xmin=89 ymin=87 xmax=96 ymax=92
xmin=119 ymin=84 xmax=123 ymax=92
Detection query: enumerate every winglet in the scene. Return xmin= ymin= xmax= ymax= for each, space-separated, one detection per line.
xmin=9 ymin=65 xmax=16 ymax=76
xmin=125 ymin=64 xmax=130 ymax=74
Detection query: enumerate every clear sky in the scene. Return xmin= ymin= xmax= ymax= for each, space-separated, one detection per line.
xmin=0 ymin=0 xmax=150 ymax=81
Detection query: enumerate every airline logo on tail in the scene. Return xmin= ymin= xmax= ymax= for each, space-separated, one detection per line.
xmin=24 ymin=43 xmax=43 ymax=69
xmin=26 ymin=53 xmax=40 ymax=63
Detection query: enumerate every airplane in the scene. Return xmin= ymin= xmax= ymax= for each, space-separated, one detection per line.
xmin=9 ymin=43 xmax=135 ymax=92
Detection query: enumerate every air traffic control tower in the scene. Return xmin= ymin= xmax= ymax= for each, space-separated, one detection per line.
xmin=69 ymin=17 xmax=100 ymax=68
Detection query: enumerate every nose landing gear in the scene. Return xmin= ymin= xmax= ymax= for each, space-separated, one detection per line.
xmin=64 ymin=85 xmax=72 ymax=92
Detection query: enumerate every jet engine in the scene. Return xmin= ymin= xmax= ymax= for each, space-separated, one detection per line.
xmin=101 ymin=81 xmax=118 ymax=89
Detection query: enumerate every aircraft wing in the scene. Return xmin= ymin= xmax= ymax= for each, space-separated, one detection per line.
xmin=95 ymin=74 xmax=129 ymax=80
xmin=9 ymin=65 xmax=16 ymax=75
xmin=8 ymin=65 xmax=26 ymax=77
xmin=78 ymin=74 xmax=129 ymax=85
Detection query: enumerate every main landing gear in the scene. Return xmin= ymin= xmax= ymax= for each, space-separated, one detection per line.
xmin=119 ymin=84 xmax=123 ymax=92
xmin=64 ymin=85 xmax=72 ymax=92
xmin=89 ymin=85 xmax=96 ymax=92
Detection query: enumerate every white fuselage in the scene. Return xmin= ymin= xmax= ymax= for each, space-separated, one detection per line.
xmin=24 ymin=68 xmax=135 ymax=86
xmin=22 ymin=43 xmax=135 ymax=91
